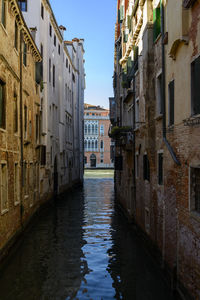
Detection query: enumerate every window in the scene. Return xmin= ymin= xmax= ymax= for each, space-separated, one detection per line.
xmin=100 ymin=124 xmax=104 ymax=135
xmin=156 ymin=73 xmax=163 ymax=115
xmin=40 ymin=145 xmax=46 ymax=165
xmin=100 ymin=140 xmax=104 ymax=150
xmin=14 ymin=163 xmax=19 ymax=205
xmin=40 ymin=43 xmax=43 ymax=58
xmin=54 ymin=34 xmax=56 ymax=46
xmin=84 ymin=156 xmax=87 ymax=164
xmin=0 ymin=80 xmax=6 ymax=129
xmin=84 ymin=124 xmax=87 ymax=135
xmin=18 ymin=0 xmax=27 ymax=11
xmin=66 ymin=58 xmax=68 ymax=68
xmin=35 ymin=114 xmax=39 ymax=143
xmin=72 ymin=73 xmax=75 ymax=82
xmin=1 ymin=163 xmax=8 ymax=212
xmin=101 ymin=159 xmax=104 ymax=163
xmin=153 ymin=4 xmax=161 ymax=42
xmin=14 ymin=21 xmax=18 ymax=50
xmin=158 ymin=152 xmax=163 ymax=185
xmin=143 ymin=154 xmax=150 ymax=181
xmin=88 ymin=124 xmax=91 ymax=135
xmin=49 ymin=23 xmax=52 ymax=36
xmin=23 ymin=42 xmax=27 ymax=66
xmin=24 ymin=161 xmax=28 ymax=196
xmin=41 ymin=3 xmax=44 ymax=19
xmin=191 ymin=56 xmax=200 ymax=115
xmin=1 ymin=0 xmax=6 ymax=28
xmin=91 ymin=140 xmax=94 ymax=150
xmin=95 ymin=140 xmax=98 ymax=150
xmin=92 ymin=124 xmax=94 ymax=135
xmin=53 ymin=65 xmax=55 ymax=87
xmin=135 ymin=154 xmax=139 ymax=178
xmin=69 ymin=64 xmax=70 ymax=73
xmin=190 ymin=167 xmax=200 ymax=213
xmin=24 ymin=105 xmax=27 ymax=139
xmin=135 ymin=98 xmax=139 ymax=128
xmin=58 ymin=44 xmax=60 ymax=55
xmin=13 ymin=94 xmax=18 ymax=133
xmin=168 ymin=80 xmax=174 ymax=126
xmin=49 ymin=58 xmax=51 ymax=83
xmin=95 ymin=124 xmax=98 ymax=134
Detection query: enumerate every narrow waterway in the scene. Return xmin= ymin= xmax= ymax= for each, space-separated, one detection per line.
xmin=0 ymin=170 xmax=172 ymax=300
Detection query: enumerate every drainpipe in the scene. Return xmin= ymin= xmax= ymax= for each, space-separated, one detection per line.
xmin=20 ymin=30 xmax=24 ymax=223
xmin=132 ymin=68 xmax=136 ymax=217
xmin=161 ymin=1 xmax=180 ymax=166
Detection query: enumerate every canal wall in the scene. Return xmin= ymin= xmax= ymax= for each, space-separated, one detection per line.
xmin=0 ymin=180 xmax=81 ymax=265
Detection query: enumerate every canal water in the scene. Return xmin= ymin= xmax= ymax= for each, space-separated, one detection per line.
xmin=0 ymin=170 xmax=173 ymax=300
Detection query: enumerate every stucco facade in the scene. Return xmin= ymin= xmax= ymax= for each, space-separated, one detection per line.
xmin=84 ymin=104 xmax=114 ymax=169
xmin=111 ymin=0 xmax=200 ymax=298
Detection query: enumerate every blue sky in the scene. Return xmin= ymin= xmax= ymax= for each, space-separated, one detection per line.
xmin=50 ymin=0 xmax=117 ymax=109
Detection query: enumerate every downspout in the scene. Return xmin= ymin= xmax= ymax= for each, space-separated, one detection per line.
xmin=132 ymin=68 xmax=136 ymax=217
xmin=20 ymin=30 xmax=24 ymax=224
xmin=161 ymin=1 xmax=181 ymax=166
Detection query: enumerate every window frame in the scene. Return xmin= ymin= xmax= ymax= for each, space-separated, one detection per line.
xmin=0 ymin=80 xmax=6 ymax=129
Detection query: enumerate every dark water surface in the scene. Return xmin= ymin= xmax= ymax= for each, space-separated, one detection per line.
xmin=0 ymin=170 xmax=172 ymax=299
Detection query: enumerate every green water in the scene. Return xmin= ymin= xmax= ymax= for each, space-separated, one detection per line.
xmin=84 ymin=169 xmax=114 ymax=178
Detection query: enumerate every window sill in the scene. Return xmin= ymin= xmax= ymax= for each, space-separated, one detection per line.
xmin=155 ymin=114 xmax=163 ymax=121
xmin=183 ymin=114 xmax=200 ymax=126
xmin=1 ymin=208 xmax=8 ymax=215
xmin=0 ymin=23 xmax=8 ymax=36
xmin=0 ymin=128 xmax=6 ymax=133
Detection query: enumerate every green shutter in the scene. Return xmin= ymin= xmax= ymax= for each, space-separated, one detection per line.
xmin=120 ymin=5 xmax=124 ymax=22
xmin=124 ymin=33 xmax=128 ymax=43
xmin=128 ymin=15 xmax=131 ymax=31
xmin=153 ymin=7 xmax=161 ymax=42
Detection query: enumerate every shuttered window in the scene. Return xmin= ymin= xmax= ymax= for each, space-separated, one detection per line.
xmin=18 ymin=0 xmax=27 ymax=11
xmin=13 ymin=94 xmax=18 ymax=133
xmin=191 ymin=56 xmax=200 ymax=115
xmin=53 ymin=65 xmax=55 ymax=87
xmin=23 ymin=42 xmax=27 ymax=66
xmin=158 ymin=153 xmax=163 ymax=185
xmin=143 ymin=154 xmax=150 ymax=181
xmin=168 ymin=80 xmax=174 ymax=126
xmin=14 ymin=21 xmax=18 ymax=50
xmin=1 ymin=0 xmax=6 ymax=27
xmin=0 ymin=80 xmax=6 ymax=129
xmin=153 ymin=6 xmax=161 ymax=42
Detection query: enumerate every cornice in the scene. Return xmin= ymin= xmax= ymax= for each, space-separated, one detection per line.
xmin=9 ymin=0 xmax=42 ymax=62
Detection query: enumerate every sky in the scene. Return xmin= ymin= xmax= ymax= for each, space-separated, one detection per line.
xmin=50 ymin=0 xmax=117 ymax=109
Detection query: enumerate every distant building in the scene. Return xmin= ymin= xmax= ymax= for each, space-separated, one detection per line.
xmin=84 ymin=104 xmax=114 ymax=168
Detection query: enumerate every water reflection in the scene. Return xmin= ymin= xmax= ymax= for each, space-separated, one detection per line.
xmin=0 ymin=171 xmax=172 ymax=300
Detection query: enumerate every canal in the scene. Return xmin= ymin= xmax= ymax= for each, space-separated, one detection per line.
xmin=0 ymin=170 xmax=173 ymax=300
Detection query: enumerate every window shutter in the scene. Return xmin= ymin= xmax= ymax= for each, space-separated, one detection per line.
xmin=191 ymin=56 xmax=200 ymax=115
xmin=169 ymin=80 xmax=174 ymax=125
xmin=118 ymin=9 xmax=120 ymax=23
xmin=120 ymin=5 xmax=124 ymax=22
xmin=153 ymin=7 xmax=161 ymax=42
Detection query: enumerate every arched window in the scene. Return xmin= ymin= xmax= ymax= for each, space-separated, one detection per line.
xmin=95 ymin=140 xmax=98 ymax=150
xmin=95 ymin=124 xmax=98 ymax=134
xmin=100 ymin=140 xmax=104 ymax=149
xmin=91 ymin=140 xmax=94 ymax=150
xmin=88 ymin=124 xmax=91 ymax=135
xmin=84 ymin=140 xmax=87 ymax=151
xmin=88 ymin=140 xmax=91 ymax=150
xmin=100 ymin=124 xmax=104 ymax=136
xmin=84 ymin=124 xmax=87 ymax=135
xmin=92 ymin=124 xmax=94 ymax=135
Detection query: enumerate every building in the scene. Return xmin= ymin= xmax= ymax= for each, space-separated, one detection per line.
xmin=19 ymin=0 xmax=85 ymax=193
xmin=0 ymin=0 xmax=85 ymax=262
xmin=84 ymin=104 xmax=114 ymax=168
xmin=111 ymin=0 xmax=200 ymax=298
xmin=0 ymin=0 xmax=42 ymax=257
